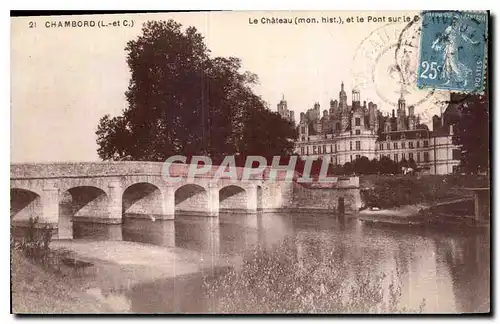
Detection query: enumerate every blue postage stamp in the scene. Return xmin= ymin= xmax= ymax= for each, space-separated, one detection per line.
xmin=417 ymin=11 xmax=488 ymax=93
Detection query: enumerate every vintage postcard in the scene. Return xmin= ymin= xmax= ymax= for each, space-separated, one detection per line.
xmin=10 ymin=10 xmax=490 ymax=314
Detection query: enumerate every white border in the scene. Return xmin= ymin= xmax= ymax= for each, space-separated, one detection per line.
xmin=4 ymin=1 xmax=497 ymax=323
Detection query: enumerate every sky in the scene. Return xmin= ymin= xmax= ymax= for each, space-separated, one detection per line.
xmin=11 ymin=11 xmax=450 ymax=163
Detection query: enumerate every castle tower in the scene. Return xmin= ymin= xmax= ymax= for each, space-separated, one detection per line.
xmin=352 ymin=85 xmax=361 ymax=110
xmin=397 ymin=86 xmax=407 ymax=131
xmin=313 ymin=102 xmax=321 ymax=120
xmin=339 ymin=81 xmax=348 ymax=111
xmin=329 ymin=99 xmax=338 ymax=115
xmin=277 ymin=94 xmax=287 ymax=115
xmin=299 ymin=119 xmax=309 ymax=137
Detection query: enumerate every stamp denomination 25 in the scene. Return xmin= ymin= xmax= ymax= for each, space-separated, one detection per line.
xmin=417 ymin=11 xmax=488 ymax=93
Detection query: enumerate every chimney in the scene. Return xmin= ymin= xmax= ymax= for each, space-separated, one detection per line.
xmin=408 ymin=105 xmax=415 ymax=116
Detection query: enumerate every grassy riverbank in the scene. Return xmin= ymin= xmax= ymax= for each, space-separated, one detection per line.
xmin=11 ymin=239 xmax=235 ymax=314
xmin=11 ymin=249 xmax=109 ymax=313
xmin=360 ymin=174 xmax=489 ymax=209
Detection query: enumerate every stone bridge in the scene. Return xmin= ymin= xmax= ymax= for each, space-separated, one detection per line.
xmin=10 ymin=162 xmax=361 ymax=239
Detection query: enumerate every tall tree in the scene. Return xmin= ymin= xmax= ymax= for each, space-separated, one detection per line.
xmin=96 ymin=20 xmax=296 ymax=162
xmin=451 ymin=91 xmax=489 ymax=173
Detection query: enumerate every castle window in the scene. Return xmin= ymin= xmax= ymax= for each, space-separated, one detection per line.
xmin=300 ymin=147 xmax=305 ymax=155
xmin=330 ymin=144 xmax=333 ymax=152
xmin=402 ymin=142 xmax=406 ymax=149
xmin=423 ymin=140 xmax=429 ymax=148
xmin=307 ymin=146 xmax=309 ymax=155
xmin=417 ymin=141 xmax=420 ymax=148
xmin=355 ymin=118 xmax=361 ymax=126
xmin=350 ymin=155 xmax=353 ymax=162
xmin=323 ymin=144 xmax=327 ymax=153
xmin=409 ymin=153 xmax=414 ymax=160
xmin=355 ymin=129 xmax=361 ymax=135
xmin=401 ymin=133 xmax=406 ymax=139
xmin=394 ymin=154 xmax=398 ymax=162
xmin=386 ymin=135 xmax=391 ymax=141
xmin=417 ymin=152 xmax=421 ymax=162
xmin=424 ymin=152 xmax=430 ymax=162
xmin=416 ymin=132 xmax=421 ymax=139
xmin=356 ymin=154 xmax=361 ymax=160
xmin=350 ymin=141 xmax=353 ymax=151
xmin=409 ymin=141 xmax=414 ymax=149
xmin=394 ymin=142 xmax=398 ymax=149
xmin=402 ymin=153 xmax=406 ymax=159
xmin=356 ymin=141 xmax=361 ymax=150
xmin=313 ymin=145 xmax=317 ymax=154
xmin=387 ymin=143 xmax=390 ymax=150
xmin=336 ymin=144 xmax=338 ymax=153
xmin=379 ymin=143 xmax=383 ymax=150
xmin=300 ymin=126 xmax=305 ymax=134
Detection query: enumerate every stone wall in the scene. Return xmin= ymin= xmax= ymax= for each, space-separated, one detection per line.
xmin=10 ymin=162 xmax=166 ymax=179
xmin=289 ymin=185 xmax=361 ymax=213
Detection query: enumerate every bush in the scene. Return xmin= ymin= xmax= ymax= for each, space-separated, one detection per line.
xmin=202 ymin=237 xmax=425 ymax=313
xmin=360 ymin=174 xmax=489 ymax=209
xmin=11 ymin=217 xmax=54 ymax=264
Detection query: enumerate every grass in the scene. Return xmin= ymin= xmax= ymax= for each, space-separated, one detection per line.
xmin=201 ymin=237 xmax=425 ymax=314
xmin=11 ymin=249 xmax=108 ymax=313
xmin=10 ymin=217 xmax=119 ymax=313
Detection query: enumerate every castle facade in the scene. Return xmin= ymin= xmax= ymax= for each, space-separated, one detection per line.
xmin=290 ymin=82 xmax=461 ymax=175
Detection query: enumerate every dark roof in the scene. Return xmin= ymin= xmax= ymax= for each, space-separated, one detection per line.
xmin=378 ymin=129 xmax=431 ymax=141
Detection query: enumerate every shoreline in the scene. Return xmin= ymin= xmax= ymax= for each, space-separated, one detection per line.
xmin=12 ymin=240 xmax=239 ymax=313
xmin=356 ymin=197 xmax=488 ymax=229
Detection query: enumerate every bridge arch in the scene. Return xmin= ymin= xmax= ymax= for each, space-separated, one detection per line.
xmin=59 ymin=186 xmax=108 ymax=239
xmin=175 ymin=184 xmax=208 ymax=215
xmin=219 ymin=185 xmax=248 ymax=212
xmin=122 ymin=182 xmax=165 ymax=218
xmin=10 ymin=188 xmax=42 ymax=222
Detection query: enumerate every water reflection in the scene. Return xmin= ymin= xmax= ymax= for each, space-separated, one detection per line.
xmin=72 ymin=212 xmax=490 ymax=313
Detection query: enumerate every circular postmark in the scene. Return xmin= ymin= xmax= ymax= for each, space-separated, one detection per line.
xmin=351 ymin=15 xmax=450 ymax=124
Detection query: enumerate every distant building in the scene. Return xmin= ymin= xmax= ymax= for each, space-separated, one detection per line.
xmin=293 ymin=82 xmax=461 ymax=175
xmin=277 ymin=95 xmax=295 ymax=124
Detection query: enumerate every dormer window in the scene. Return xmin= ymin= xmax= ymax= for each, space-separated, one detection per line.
xmin=386 ymin=135 xmax=391 ymax=141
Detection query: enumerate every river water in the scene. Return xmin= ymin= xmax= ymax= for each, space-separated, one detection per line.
xmin=73 ymin=212 xmax=490 ymax=314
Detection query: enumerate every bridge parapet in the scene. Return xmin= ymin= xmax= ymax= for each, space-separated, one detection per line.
xmin=10 ymin=162 xmax=166 ymax=179
xmin=10 ymin=161 xmax=304 ymax=182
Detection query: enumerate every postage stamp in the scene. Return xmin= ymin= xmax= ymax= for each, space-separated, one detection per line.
xmin=417 ymin=11 xmax=488 ymax=93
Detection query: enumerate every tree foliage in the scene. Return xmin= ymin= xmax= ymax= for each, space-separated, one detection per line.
xmin=96 ymin=20 xmax=297 ymax=162
xmin=451 ymin=92 xmax=489 ymax=173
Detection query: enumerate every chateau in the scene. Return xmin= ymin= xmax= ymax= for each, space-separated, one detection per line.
xmin=289 ymin=82 xmax=461 ymax=175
